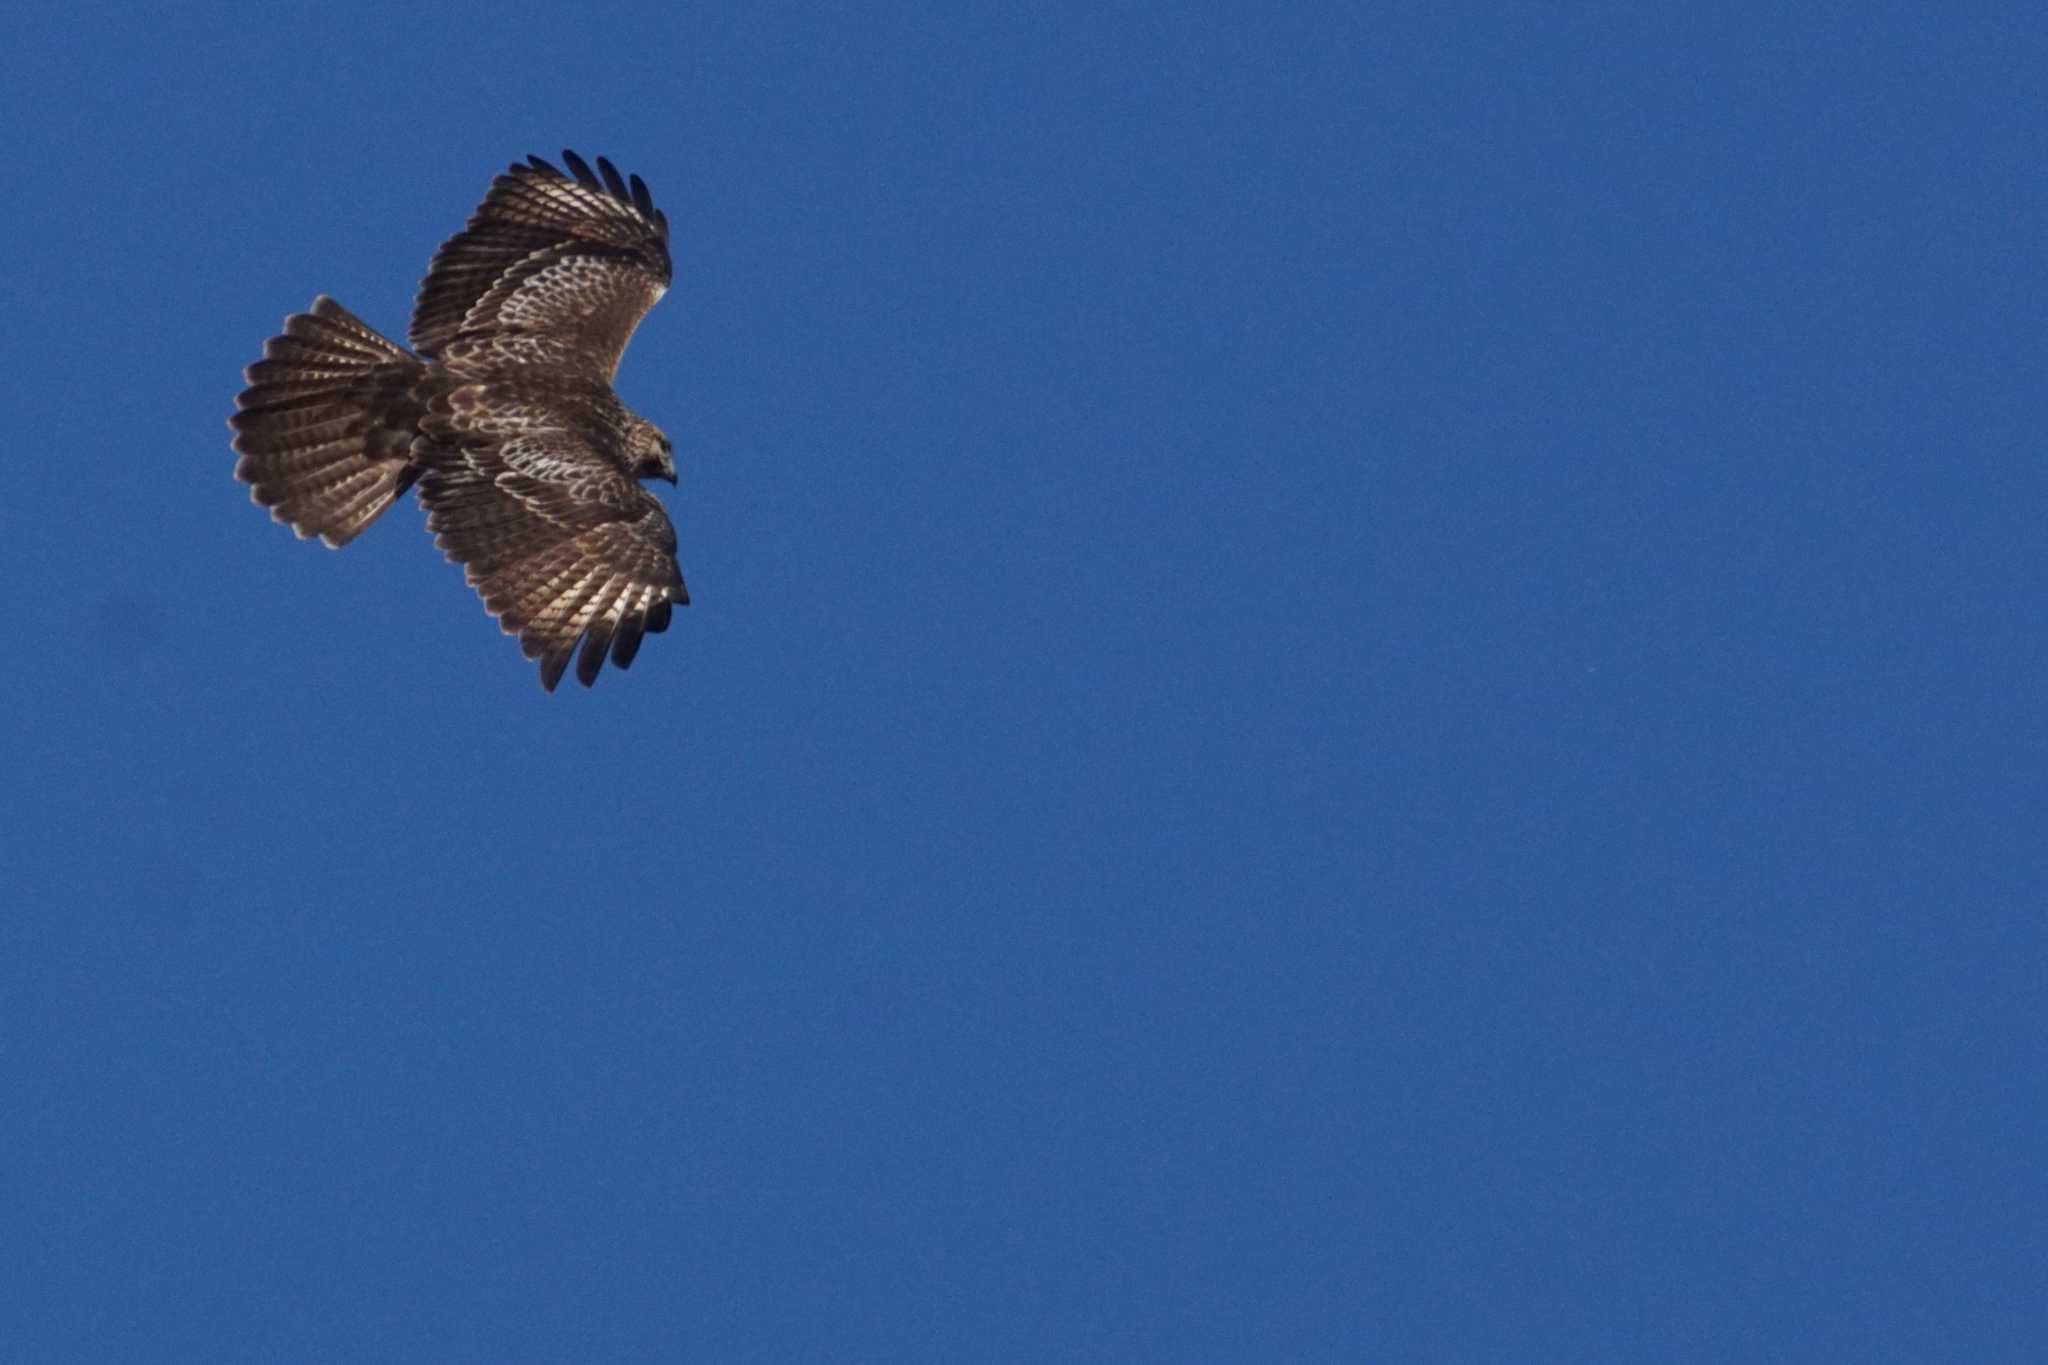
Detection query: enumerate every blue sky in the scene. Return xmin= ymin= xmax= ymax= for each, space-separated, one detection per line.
xmin=4 ymin=4 xmax=2045 ymax=1360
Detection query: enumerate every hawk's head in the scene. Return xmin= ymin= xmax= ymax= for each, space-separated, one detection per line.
xmin=625 ymin=414 xmax=678 ymax=486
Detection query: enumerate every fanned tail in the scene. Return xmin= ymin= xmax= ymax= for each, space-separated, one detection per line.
xmin=230 ymin=297 xmax=428 ymax=547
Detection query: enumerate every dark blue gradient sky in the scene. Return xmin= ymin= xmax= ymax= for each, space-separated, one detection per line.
xmin=4 ymin=4 xmax=2045 ymax=1360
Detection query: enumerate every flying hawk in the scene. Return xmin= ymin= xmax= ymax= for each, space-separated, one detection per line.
xmin=230 ymin=151 xmax=687 ymax=691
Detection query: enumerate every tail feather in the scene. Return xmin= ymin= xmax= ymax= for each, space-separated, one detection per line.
xmin=231 ymin=297 xmax=427 ymax=548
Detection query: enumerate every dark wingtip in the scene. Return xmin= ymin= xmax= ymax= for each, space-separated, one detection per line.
xmin=576 ymin=624 xmax=614 ymax=687
xmin=610 ymin=614 xmax=646 ymax=670
xmin=524 ymin=151 xmax=663 ymax=231
xmin=560 ymin=149 xmax=601 ymax=192
xmin=539 ymin=650 xmax=569 ymax=691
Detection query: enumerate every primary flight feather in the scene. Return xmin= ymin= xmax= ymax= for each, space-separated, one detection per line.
xmin=229 ymin=151 xmax=688 ymax=691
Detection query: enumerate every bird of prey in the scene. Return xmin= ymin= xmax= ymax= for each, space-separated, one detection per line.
xmin=230 ymin=150 xmax=687 ymax=691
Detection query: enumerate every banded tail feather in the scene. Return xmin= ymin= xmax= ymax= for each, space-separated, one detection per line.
xmin=231 ymin=297 xmax=428 ymax=547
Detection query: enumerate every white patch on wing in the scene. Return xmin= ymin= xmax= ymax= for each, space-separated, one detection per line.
xmin=499 ymin=255 xmax=612 ymax=327
xmin=498 ymin=435 xmax=595 ymax=483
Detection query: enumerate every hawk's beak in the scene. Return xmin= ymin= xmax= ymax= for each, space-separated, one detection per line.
xmin=662 ymin=469 xmax=678 ymax=486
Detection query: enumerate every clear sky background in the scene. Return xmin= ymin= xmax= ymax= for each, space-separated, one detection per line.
xmin=3 ymin=4 xmax=2044 ymax=1360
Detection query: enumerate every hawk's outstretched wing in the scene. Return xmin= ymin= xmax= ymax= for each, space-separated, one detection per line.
xmin=417 ymin=393 xmax=687 ymax=692
xmin=410 ymin=151 xmax=672 ymax=378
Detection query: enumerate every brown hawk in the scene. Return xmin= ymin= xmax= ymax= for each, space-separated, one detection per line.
xmin=230 ymin=151 xmax=687 ymax=691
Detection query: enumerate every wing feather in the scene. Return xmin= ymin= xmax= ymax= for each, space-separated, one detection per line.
xmin=410 ymin=149 xmax=672 ymax=378
xmin=416 ymin=413 xmax=687 ymax=691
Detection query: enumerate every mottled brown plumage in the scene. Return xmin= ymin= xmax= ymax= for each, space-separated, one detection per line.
xmin=230 ymin=151 xmax=687 ymax=691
